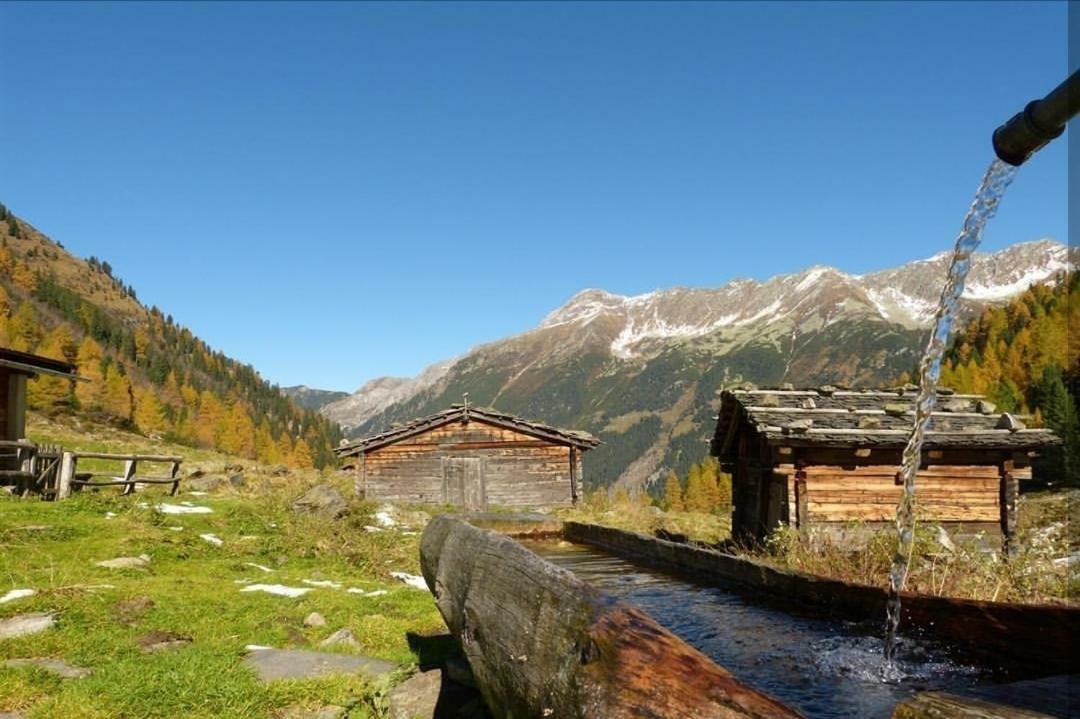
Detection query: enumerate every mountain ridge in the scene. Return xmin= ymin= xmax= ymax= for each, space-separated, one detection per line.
xmin=310 ymin=238 xmax=1070 ymax=491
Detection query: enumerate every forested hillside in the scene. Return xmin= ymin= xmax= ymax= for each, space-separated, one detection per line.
xmin=938 ymin=273 xmax=1077 ymax=484
xmin=0 ymin=204 xmax=342 ymax=467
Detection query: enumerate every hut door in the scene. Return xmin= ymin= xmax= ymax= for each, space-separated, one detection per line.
xmin=443 ymin=457 xmax=486 ymax=510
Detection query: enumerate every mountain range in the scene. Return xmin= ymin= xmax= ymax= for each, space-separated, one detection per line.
xmin=292 ymin=238 xmax=1071 ymax=492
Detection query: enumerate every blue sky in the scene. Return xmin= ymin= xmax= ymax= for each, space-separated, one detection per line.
xmin=0 ymin=2 xmax=1069 ymax=391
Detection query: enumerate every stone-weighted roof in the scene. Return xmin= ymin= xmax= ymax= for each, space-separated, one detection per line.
xmin=712 ymin=385 xmax=1059 ymax=457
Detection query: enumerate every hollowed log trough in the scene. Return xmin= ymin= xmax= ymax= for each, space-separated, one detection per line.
xmin=420 ymin=514 xmax=802 ymax=719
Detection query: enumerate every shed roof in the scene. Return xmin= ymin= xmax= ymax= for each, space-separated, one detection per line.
xmin=0 ymin=347 xmax=79 ymax=380
xmin=712 ymin=385 xmax=1059 ymax=458
xmin=334 ymin=405 xmax=601 ymax=457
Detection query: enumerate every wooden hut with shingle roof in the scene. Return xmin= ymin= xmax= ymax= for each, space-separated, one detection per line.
xmin=335 ymin=404 xmax=600 ymax=510
xmin=711 ymin=385 xmax=1058 ymax=547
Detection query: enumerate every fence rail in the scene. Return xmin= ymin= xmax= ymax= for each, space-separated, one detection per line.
xmin=0 ymin=440 xmax=183 ymax=500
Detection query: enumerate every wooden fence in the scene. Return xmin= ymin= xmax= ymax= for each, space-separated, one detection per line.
xmin=0 ymin=441 xmax=182 ymax=500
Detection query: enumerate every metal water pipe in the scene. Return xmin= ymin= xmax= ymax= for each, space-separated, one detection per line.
xmin=993 ymin=70 xmax=1080 ymax=166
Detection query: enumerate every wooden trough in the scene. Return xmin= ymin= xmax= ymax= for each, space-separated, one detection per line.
xmin=420 ymin=515 xmax=803 ymax=719
xmin=564 ymin=522 xmax=1080 ymax=677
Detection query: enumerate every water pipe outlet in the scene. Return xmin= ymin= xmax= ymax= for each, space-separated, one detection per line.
xmin=993 ymin=70 xmax=1080 ymax=166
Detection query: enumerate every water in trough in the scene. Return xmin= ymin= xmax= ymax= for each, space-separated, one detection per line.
xmin=523 ymin=539 xmax=992 ymax=719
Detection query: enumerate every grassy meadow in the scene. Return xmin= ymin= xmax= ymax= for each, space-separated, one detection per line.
xmin=1 ymin=416 xmax=445 ymax=718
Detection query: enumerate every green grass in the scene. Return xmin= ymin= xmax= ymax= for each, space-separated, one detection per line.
xmin=0 ymin=487 xmax=444 ymax=718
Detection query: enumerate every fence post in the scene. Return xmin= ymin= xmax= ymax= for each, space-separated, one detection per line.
xmin=169 ymin=460 xmax=180 ymax=496
xmin=58 ymin=452 xmax=75 ymax=500
xmin=121 ymin=459 xmax=137 ymax=496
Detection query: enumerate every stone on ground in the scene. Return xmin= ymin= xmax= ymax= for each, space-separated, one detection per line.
xmin=186 ymin=475 xmax=225 ymax=492
xmin=318 ymin=628 xmax=359 ymax=649
xmin=387 ymin=669 xmax=442 ymax=719
xmin=228 ymin=473 xmax=245 ymax=488
xmin=137 ymin=630 xmax=192 ymax=653
xmin=0 ymin=589 xmax=35 ymax=604
xmin=0 ymin=613 xmax=55 ymax=640
xmin=96 ymin=554 xmax=151 ymax=569
xmin=0 ymin=711 xmax=26 ymax=719
xmin=303 ymin=612 xmax=326 ymax=627
xmin=291 ymin=485 xmax=348 ymax=519
xmin=274 ymin=704 xmax=345 ymax=719
xmin=243 ymin=648 xmax=395 ymax=683
xmin=115 ymin=596 xmax=154 ymax=624
xmin=3 ymin=658 xmax=91 ymax=679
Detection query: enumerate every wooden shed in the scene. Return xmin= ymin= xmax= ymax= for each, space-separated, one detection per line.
xmin=1 ymin=348 xmax=78 ymax=444
xmin=711 ymin=386 xmax=1058 ymax=547
xmin=334 ymin=404 xmax=600 ymax=510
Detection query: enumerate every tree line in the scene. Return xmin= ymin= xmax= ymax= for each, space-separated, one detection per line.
xmin=0 ymin=209 xmax=342 ymax=468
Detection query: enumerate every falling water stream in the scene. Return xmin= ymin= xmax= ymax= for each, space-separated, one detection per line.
xmin=882 ymin=158 xmax=1018 ymax=666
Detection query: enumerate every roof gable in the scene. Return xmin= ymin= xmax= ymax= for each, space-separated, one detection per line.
xmin=0 ymin=347 xmax=78 ymax=379
xmin=335 ymin=405 xmax=600 ymax=457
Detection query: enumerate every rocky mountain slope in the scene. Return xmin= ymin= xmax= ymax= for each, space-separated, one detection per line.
xmin=319 ymin=239 xmax=1071 ymax=491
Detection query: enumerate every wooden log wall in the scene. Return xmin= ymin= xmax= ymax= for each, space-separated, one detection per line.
xmin=420 ymin=515 xmax=802 ymax=719
xmin=776 ymin=465 xmax=1003 ymax=524
xmin=564 ymin=522 xmax=1080 ymax=677
xmin=361 ymin=419 xmax=575 ymax=509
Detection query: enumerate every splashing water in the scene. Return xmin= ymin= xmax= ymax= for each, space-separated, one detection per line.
xmin=882 ymin=159 xmax=1018 ymax=668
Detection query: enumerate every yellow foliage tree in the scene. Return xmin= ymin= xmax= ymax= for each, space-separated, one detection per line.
xmin=27 ymin=328 xmax=74 ymax=411
xmin=254 ymin=420 xmax=280 ymax=464
xmin=196 ymin=391 xmax=224 ymax=448
xmin=662 ymin=470 xmax=684 ymax=512
xmin=6 ymin=302 xmax=41 ymax=351
xmin=134 ymin=387 xmax=167 ymax=434
xmin=102 ymin=363 xmax=133 ymax=422
xmin=218 ymin=402 xmax=256 ymax=458
xmin=75 ymin=336 xmax=105 ymax=410
xmin=291 ymin=438 xmax=315 ymax=469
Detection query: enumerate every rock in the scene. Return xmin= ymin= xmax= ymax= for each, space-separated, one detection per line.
xmin=0 ymin=613 xmax=55 ymax=640
xmin=96 ymin=554 xmax=151 ymax=569
xmin=444 ymin=656 xmax=476 ymax=688
xmin=137 ymin=630 xmax=192 ymax=653
xmin=977 ymin=399 xmax=997 ymax=415
xmin=242 ymin=648 xmax=395 ymax=683
xmin=269 ymin=465 xmax=290 ymax=477
xmin=303 ymin=612 xmax=327 ymax=627
xmin=274 ymin=705 xmax=346 ymax=719
xmin=188 ymin=468 xmax=206 ymax=479
xmin=0 ymin=712 xmax=27 ymax=719
xmin=3 ymin=658 xmax=91 ymax=679
xmin=186 ymin=475 xmax=225 ymax=493
xmin=387 ymin=669 xmax=444 ymax=719
xmin=883 ymin=403 xmax=909 ymax=417
xmin=115 ymin=596 xmax=154 ymax=624
xmin=228 ymin=473 xmax=246 ymax=488
xmin=996 ymin=413 xmax=1027 ymax=431
xmin=291 ymin=485 xmax=347 ymax=520
xmin=936 ymin=526 xmax=956 ymax=554
xmin=318 ymin=628 xmax=359 ymax=649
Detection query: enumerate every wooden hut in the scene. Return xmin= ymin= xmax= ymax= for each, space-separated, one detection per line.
xmin=711 ymin=386 xmax=1058 ymax=547
xmin=0 ymin=348 xmax=78 ymax=485
xmin=335 ymin=404 xmax=600 ymax=510
xmin=1 ymin=348 xmax=78 ymax=444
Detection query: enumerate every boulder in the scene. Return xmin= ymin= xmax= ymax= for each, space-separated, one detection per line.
xmin=269 ymin=465 xmax=291 ymax=477
xmin=303 ymin=612 xmax=327 ymax=627
xmin=228 ymin=473 xmax=246 ymax=488
xmin=291 ymin=485 xmax=347 ymax=519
